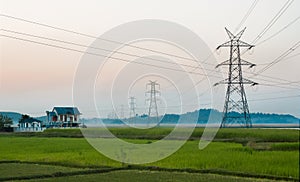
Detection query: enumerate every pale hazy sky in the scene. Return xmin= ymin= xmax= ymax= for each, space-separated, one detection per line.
xmin=1 ymin=0 xmax=300 ymax=118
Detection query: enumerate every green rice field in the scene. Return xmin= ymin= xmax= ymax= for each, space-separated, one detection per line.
xmin=0 ymin=128 xmax=299 ymax=181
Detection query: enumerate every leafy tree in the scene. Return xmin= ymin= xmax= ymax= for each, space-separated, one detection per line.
xmin=0 ymin=114 xmax=13 ymax=131
xmin=20 ymin=114 xmax=30 ymax=122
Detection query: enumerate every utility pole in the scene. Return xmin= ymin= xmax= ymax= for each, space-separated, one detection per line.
xmin=215 ymin=28 xmax=257 ymax=128
xmin=129 ymin=96 xmax=136 ymax=118
xmin=146 ymin=81 xmax=160 ymax=118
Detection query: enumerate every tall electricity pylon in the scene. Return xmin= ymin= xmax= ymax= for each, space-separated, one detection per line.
xmin=129 ymin=96 xmax=136 ymax=118
xmin=215 ymin=28 xmax=257 ymax=128
xmin=146 ymin=81 xmax=160 ymax=118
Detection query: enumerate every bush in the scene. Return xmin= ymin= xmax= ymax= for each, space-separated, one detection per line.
xmin=0 ymin=114 xmax=13 ymax=132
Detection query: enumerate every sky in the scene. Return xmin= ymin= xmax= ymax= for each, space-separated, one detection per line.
xmin=1 ymin=0 xmax=300 ymax=118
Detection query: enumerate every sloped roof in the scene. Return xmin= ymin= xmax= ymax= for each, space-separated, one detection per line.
xmin=46 ymin=111 xmax=56 ymax=117
xmin=53 ymin=107 xmax=81 ymax=115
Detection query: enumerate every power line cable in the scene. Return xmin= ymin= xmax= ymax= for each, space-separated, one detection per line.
xmin=248 ymin=89 xmax=299 ymax=96
xmin=255 ymin=79 xmax=300 ymax=88
xmin=0 ymin=14 xmax=216 ymax=65
xmin=245 ymin=69 xmax=300 ymax=87
xmin=249 ymin=94 xmax=300 ymax=101
xmin=248 ymin=71 xmax=300 ymax=87
xmin=257 ymin=83 xmax=300 ymax=91
xmin=3 ymin=14 xmax=297 ymax=89
xmin=251 ymin=0 xmax=294 ymax=44
xmin=256 ymin=15 xmax=300 ymax=46
xmin=0 ymin=14 xmax=225 ymax=91
xmin=240 ymin=0 xmax=294 ymax=55
xmin=2 ymin=14 xmax=299 ymax=91
xmin=235 ymin=0 xmax=260 ymax=33
xmin=0 ymin=33 xmax=223 ymax=78
xmin=0 ymin=28 xmax=218 ymax=72
xmin=3 ymin=31 xmax=299 ymax=92
xmin=255 ymin=40 xmax=300 ymax=74
xmin=261 ymin=80 xmax=300 ymax=86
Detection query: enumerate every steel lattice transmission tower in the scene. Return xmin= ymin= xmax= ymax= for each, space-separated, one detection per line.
xmin=215 ymin=28 xmax=257 ymax=128
xmin=129 ymin=96 xmax=137 ymax=118
xmin=146 ymin=81 xmax=160 ymax=118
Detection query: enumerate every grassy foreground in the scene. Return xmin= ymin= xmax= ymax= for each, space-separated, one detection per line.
xmin=0 ymin=163 xmax=277 ymax=182
xmin=0 ymin=128 xmax=299 ymax=181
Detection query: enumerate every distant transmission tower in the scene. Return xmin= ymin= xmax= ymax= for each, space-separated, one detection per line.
xmin=108 ymin=109 xmax=117 ymax=119
xmin=215 ymin=28 xmax=257 ymax=128
xmin=119 ymin=104 xmax=125 ymax=119
xmin=129 ymin=96 xmax=136 ymax=118
xmin=146 ymin=81 xmax=160 ymax=118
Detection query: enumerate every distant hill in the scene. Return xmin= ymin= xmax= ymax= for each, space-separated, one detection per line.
xmin=82 ymin=109 xmax=300 ymax=126
xmin=251 ymin=113 xmax=299 ymax=124
xmin=180 ymin=109 xmax=299 ymax=124
xmin=1 ymin=109 xmax=299 ymax=126
xmin=0 ymin=112 xmax=22 ymax=124
xmin=0 ymin=112 xmax=46 ymax=124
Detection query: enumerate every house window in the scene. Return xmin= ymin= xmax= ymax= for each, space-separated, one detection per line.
xmin=60 ymin=115 xmax=63 ymax=121
xmin=70 ymin=116 xmax=73 ymax=122
xmin=74 ymin=116 xmax=77 ymax=121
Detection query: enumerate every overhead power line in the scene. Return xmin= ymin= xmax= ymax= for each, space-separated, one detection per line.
xmin=261 ymin=80 xmax=300 ymax=86
xmin=240 ymin=0 xmax=294 ymax=56
xmin=258 ymin=83 xmax=300 ymax=91
xmin=1 ymin=14 xmax=224 ymax=88
xmin=0 ymin=28 xmax=216 ymax=72
xmin=255 ymin=40 xmax=300 ymax=75
xmin=235 ymin=0 xmax=260 ymax=33
xmin=254 ymin=51 xmax=300 ymax=66
xmin=244 ymin=67 xmax=300 ymax=88
xmin=2 ymin=29 xmax=299 ymax=92
xmin=2 ymin=14 xmax=300 ymax=91
xmin=248 ymin=89 xmax=299 ymax=96
xmin=0 ymin=33 xmax=222 ymax=78
xmin=251 ymin=0 xmax=294 ymax=44
xmin=249 ymin=94 xmax=300 ymax=102
xmin=0 ymin=14 xmax=213 ymax=65
xmin=256 ymin=16 xmax=300 ymax=46
xmin=4 ymin=30 xmax=298 ymax=92
xmin=253 ymin=78 xmax=300 ymax=90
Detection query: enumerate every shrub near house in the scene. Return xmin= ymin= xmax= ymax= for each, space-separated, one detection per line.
xmin=16 ymin=114 xmax=43 ymax=132
xmin=0 ymin=114 xmax=13 ymax=132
